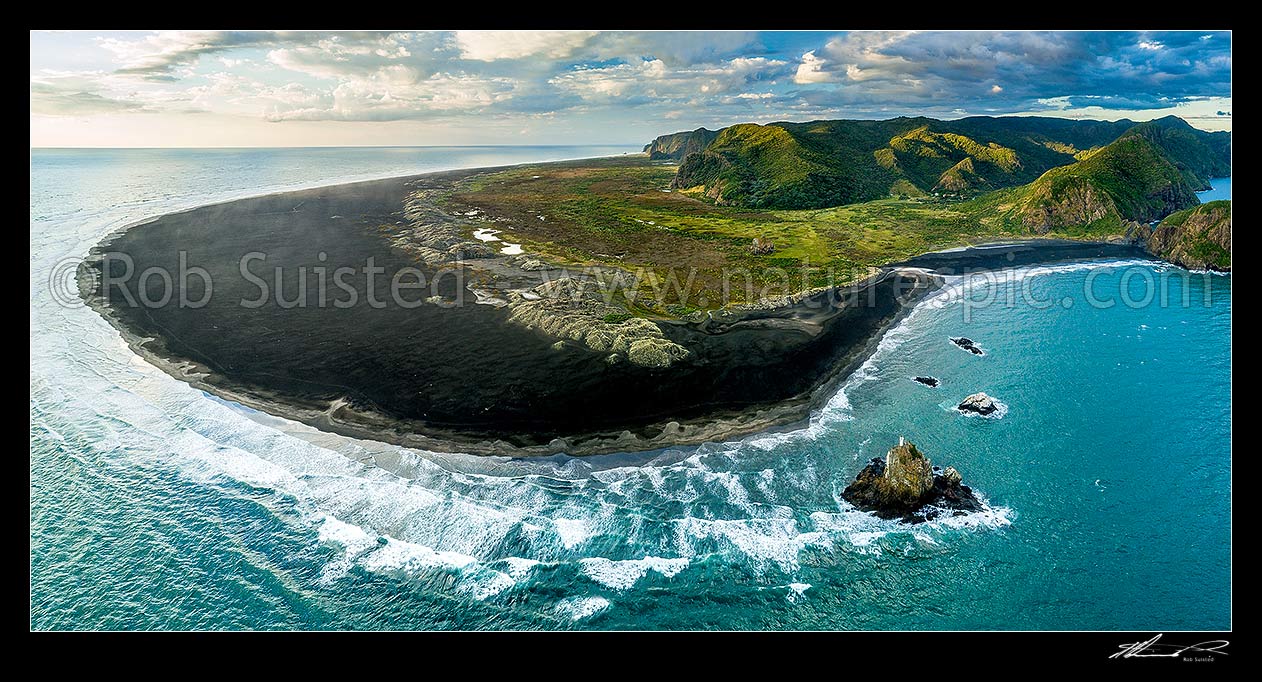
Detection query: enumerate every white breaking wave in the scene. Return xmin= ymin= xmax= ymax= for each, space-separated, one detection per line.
xmin=580 ymin=556 xmax=690 ymax=590
xmin=758 ymin=582 xmax=813 ymax=603
xmin=929 ymin=503 xmax=1015 ymax=530
xmin=317 ymin=514 xmax=387 ymax=584
xmin=808 ymin=501 xmax=1014 ymax=556
xmin=498 ymin=557 xmax=544 ymax=580
xmin=786 ymin=582 xmax=812 ymax=603
xmin=552 ymin=518 xmax=589 ymax=550
xmin=672 ymin=516 xmax=831 ymax=573
xmin=316 ymin=514 xmax=523 ymax=602
xmin=555 ymin=596 xmax=611 ymax=621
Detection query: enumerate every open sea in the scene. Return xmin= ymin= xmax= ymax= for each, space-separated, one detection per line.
xmin=30 ymin=148 xmax=1231 ymax=630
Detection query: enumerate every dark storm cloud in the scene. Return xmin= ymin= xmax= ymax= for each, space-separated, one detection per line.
xmin=798 ymin=31 xmax=1230 ymax=115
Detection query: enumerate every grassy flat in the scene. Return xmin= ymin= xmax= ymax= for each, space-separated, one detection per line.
xmin=442 ymin=155 xmax=1106 ymax=314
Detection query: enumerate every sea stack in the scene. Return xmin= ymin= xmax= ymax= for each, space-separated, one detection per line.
xmin=842 ymin=438 xmax=984 ymax=522
xmin=957 ymin=392 xmax=1000 ymax=416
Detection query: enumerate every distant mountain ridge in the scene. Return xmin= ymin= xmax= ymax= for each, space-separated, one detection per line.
xmin=648 ymin=115 xmax=1230 ymax=219
xmin=1121 ymin=117 xmax=1232 ymax=190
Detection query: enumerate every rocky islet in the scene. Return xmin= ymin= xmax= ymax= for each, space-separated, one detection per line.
xmin=841 ymin=438 xmax=984 ymax=522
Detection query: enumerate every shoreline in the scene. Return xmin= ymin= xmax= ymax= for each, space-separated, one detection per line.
xmin=84 ymin=260 xmax=945 ymax=457
xmin=80 ymin=159 xmax=1154 ymax=457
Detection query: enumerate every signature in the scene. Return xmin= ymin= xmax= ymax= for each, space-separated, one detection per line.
xmin=1111 ymin=634 xmax=1230 ymax=660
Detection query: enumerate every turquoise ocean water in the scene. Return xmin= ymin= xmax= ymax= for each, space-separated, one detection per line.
xmin=30 ymin=148 xmax=1231 ymax=630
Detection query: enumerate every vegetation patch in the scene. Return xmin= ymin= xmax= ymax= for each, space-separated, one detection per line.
xmin=601 ymin=312 xmax=634 ymax=324
xmin=444 ymin=157 xmax=1026 ymax=314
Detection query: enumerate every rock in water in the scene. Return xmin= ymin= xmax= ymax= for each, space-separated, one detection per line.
xmin=957 ymin=392 xmax=999 ymax=416
xmin=841 ymin=438 xmax=984 ymax=522
xmin=950 ymin=337 xmax=985 ymax=356
xmin=913 ymin=376 xmax=940 ymax=388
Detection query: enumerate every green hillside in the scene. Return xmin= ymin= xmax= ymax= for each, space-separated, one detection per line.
xmin=655 ymin=115 xmax=1229 ymax=212
xmin=1145 ymin=200 xmax=1232 ymax=271
xmin=980 ymin=133 xmax=1203 ymax=234
xmin=671 ymin=123 xmax=890 ymax=209
xmin=1122 ymin=116 xmax=1232 ymax=190
xmin=659 ymin=115 xmax=1155 ymax=209
xmin=882 ymin=126 xmax=1014 ymax=192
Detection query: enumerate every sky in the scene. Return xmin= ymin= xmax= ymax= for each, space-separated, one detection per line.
xmin=30 ymin=30 xmax=1231 ymax=147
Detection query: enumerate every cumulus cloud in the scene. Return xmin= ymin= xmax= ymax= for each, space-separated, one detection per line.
xmin=793 ymin=51 xmax=832 ymax=84
xmin=584 ymin=31 xmax=760 ymax=67
xmin=268 ymin=72 xmax=516 ymax=121
xmin=266 ymin=33 xmax=446 ymax=81
xmin=455 ymin=30 xmax=598 ymax=61
xmin=99 ymin=31 xmax=288 ymax=78
xmin=182 ymin=72 xmax=326 ymax=116
xmin=99 ymin=30 xmax=408 ymax=79
xmin=551 ymin=56 xmax=790 ymax=104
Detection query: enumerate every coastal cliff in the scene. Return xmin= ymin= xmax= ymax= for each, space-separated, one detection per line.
xmin=1010 ymin=134 xmax=1202 ymax=233
xmin=1144 ymin=200 xmax=1232 ymax=271
xmin=643 ymin=127 xmax=719 ymax=161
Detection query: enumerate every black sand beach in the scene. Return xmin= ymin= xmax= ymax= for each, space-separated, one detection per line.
xmin=897 ymin=240 xmax=1148 ymax=272
xmin=80 ymin=163 xmax=1152 ymax=455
